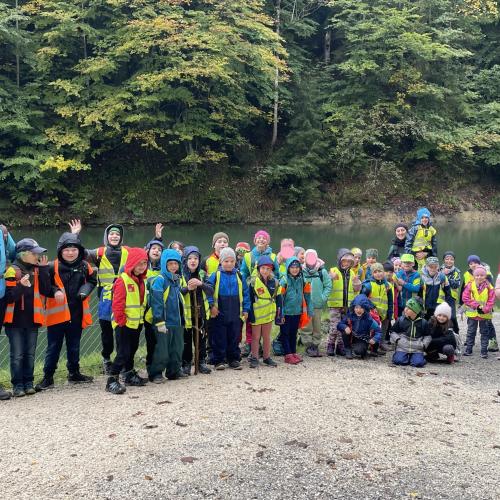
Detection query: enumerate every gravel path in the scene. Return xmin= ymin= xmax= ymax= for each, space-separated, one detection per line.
xmin=2 ymin=316 xmax=499 ymax=500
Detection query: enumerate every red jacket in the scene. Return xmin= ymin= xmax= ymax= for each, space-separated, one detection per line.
xmin=112 ymin=247 xmax=148 ymax=327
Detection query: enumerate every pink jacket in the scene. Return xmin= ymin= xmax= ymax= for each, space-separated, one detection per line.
xmin=495 ymin=273 xmax=500 ymax=301
xmin=462 ymin=281 xmax=495 ymax=319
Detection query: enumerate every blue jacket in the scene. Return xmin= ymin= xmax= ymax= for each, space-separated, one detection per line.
xmin=279 ymin=258 xmax=313 ymax=316
xmin=405 ymin=207 xmax=437 ymax=256
xmin=337 ymin=295 xmax=382 ymax=343
xmin=239 ymin=246 xmax=279 ymax=280
xmin=396 ymin=268 xmax=421 ymax=312
xmin=0 ymin=232 xmax=16 ymax=299
xmin=207 ymin=267 xmax=251 ymax=323
xmin=151 ymin=250 xmax=184 ymax=327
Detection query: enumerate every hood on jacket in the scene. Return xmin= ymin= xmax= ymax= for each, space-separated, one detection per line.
xmin=124 ymin=247 xmax=148 ymax=278
xmin=145 ymin=239 xmax=164 ymax=253
xmin=337 ymin=248 xmax=354 ymax=268
xmin=182 ymin=245 xmax=202 ymax=276
xmin=414 ymin=207 xmax=432 ymax=226
xmin=161 ymin=249 xmax=182 ymax=279
xmin=286 ymin=257 xmax=301 ymax=274
xmin=351 ymin=294 xmax=374 ymax=313
xmin=103 ymin=224 xmax=124 ymax=247
xmin=56 ymin=232 xmax=84 ymax=263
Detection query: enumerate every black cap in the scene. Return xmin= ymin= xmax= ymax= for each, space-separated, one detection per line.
xmin=15 ymin=238 xmax=47 ymax=254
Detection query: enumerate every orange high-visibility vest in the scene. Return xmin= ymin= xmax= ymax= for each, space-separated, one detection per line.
xmin=4 ymin=267 xmax=45 ymax=326
xmin=45 ymin=260 xmax=93 ymax=328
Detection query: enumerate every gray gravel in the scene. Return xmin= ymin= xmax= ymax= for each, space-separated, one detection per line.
xmin=1 ymin=315 xmax=499 ymax=500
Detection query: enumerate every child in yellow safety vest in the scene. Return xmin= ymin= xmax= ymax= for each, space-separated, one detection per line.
xmin=405 ymin=207 xmax=437 ymax=270
xmin=4 ymin=239 xmax=52 ymax=397
xmin=106 ymin=248 xmax=149 ymax=395
xmin=327 ymin=248 xmax=362 ymax=356
xmin=247 ymin=256 xmax=282 ymax=368
xmin=359 ymin=249 xmax=378 ymax=281
xmin=462 ymin=265 xmax=495 ymax=359
xmin=440 ymin=251 xmax=461 ymax=334
xmin=202 ymin=232 xmax=229 ymax=277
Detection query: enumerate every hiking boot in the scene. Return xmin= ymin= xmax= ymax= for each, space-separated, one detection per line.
xmin=0 ymin=385 xmax=11 ymax=400
xmin=13 ymin=387 xmax=26 ymax=397
xmin=344 ymin=348 xmax=353 ymax=360
xmin=229 ymin=360 xmax=242 ymax=370
xmin=125 ymin=370 xmax=148 ymax=386
xmin=463 ymin=348 xmax=473 ymax=356
xmin=241 ymin=344 xmax=251 ymax=358
xmin=68 ymin=372 xmax=94 ymax=383
xmin=263 ymin=357 xmax=277 ymax=367
xmin=488 ymin=339 xmax=499 ymax=352
xmin=284 ymin=354 xmax=300 ymax=365
xmin=24 ymin=386 xmax=36 ymax=396
xmin=182 ymin=363 xmax=192 ymax=376
xmin=480 ymin=352 xmax=488 ymax=359
xmin=151 ymin=374 xmax=166 ymax=384
xmin=198 ymin=362 xmax=212 ymax=374
xmin=215 ymin=363 xmax=225 ymax=371
xmin=326 ymin=344 xmax=335 ymax=357
xmin=248 ymin=355 xmax=259 ymax=369
xmin=102 ymin=359 xmax=112 ymax=375
xmin=35 ymin=376 xmax=54 ymax=391
xmin=106 ymin=376 xmax=126 ymax=394
xmin=168 ymin=371 xmax=188 ymax=380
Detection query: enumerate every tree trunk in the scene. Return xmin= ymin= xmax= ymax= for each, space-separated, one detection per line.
xmin=15 ymin=0 xmax=20 ymax=88
xmin=324 ymin=28 xmax=331 ymax=64
xmin=271 ymin=0 xmax=281 ymax=149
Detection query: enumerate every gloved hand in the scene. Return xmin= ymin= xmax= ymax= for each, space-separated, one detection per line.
xmin=156 ymin=323 xmax=167 ymax=334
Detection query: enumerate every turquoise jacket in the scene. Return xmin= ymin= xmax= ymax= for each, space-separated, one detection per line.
xmin=302 ymin=265 xmax=332 ymax=309
xmin=279 ymin=258 xmax=312 ymax=316
xmin=0 ymin=232 xmax=16 ymax=299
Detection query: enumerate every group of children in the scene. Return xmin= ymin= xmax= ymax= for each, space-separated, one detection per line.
xmin=0 ymin=207 xmax=499 ymax=400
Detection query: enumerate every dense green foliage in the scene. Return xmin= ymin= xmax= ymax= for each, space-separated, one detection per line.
xmin=0 ymin=0 xmax=499 ymax=217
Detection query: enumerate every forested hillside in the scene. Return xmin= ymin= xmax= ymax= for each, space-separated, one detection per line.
xmin=1 ymin=1 xmax=499 ymax=224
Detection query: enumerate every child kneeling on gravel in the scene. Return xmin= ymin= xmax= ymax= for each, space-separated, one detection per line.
xmin=337 ymin=294 xmax=381 ymax=359
xmin=390 ymin=297 xmax=431 ymax=368
xmin=207 ymin=248 xmax=250 ymax=371
xmin=106 ymin=248 xmax=149 ymax=395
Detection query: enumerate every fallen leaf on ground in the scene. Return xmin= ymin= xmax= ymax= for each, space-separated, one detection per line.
xmin=143 ymin=424 xmax=158 ymax=429
xmin=285 ymin=440 xmax=308 ymax=448
xmin=416 ymin=372 xmax=426 ymax=377
xmin=372 ymin=401 xmax=383 ymax=405
xmin=175 ymin=419 xmax=188 ymax=427
xmin=144 ymin=475 xmax=153 ymax=481
xmin=256 ymin=451 xmax=264 ymax=458
xmin=254 ymin=406 xmax=266 ymax=411
xmin=106 ymin=475 xmax=113 ymax=481
xmin=133 ymin=411 xmax=144 ymax=417
xmin=341 ymin=453 xmax=361 ymax=460
xmin=338 ymin=437 xmax=353 ymax=443
xmin=181 ymin=456 xmax=197 ymax=464
xmin=108 ymin=434 xmax=117 ymax=438
xmin=156 ymin=400 xmax=172 ymax=405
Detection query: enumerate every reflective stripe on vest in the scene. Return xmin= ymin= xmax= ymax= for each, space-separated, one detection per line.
xmin=411 ymin=225 xmax=436 ymax=252
xmin=97 ymin=247 xmax=128 ymax=288
xmin=112 ymin=272 xmax=145 ymax=329
xmin=327 ymin=267 xmax=355 ymax=308
xmin=4 ymin=267 xmax=45 ymax=326
xmin=46 ymin=260 xmax=93 ymax=328
xmin=369 ymin=281 xmax=389 ymax=320
xmin=251 ymin=276 xmax=278 ymax=325
xmin=244 ymin=251 xmax=277 ymax=278
xmin=181 ymin=276 xmax=210 ymax=329
xmin=213 ymin=271 xmax=243 ymax=320
xmin=465 ymin=281 xmax=493 ymax=319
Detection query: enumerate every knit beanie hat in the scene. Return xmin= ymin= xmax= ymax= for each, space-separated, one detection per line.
xmin=304 ymin=249 xmax=318 ymax=268
xmin=401 ymin=253 xmax=415 ymax=263
xmin=294 ymin=246 xmax=305 ymax=256
xmin=443 ymin=251 xmax=455 ymax=259
xmin=383 ymin=261 xmax=394 ymax=272
xmin=351 ymin=247 xmax=362 ymax=257
xmin=235 ymin=242 xmax=251 ymax=253
xmin=219 ymin=247 xmax=236 ymax=263
xmin=473 ymin=265 xmax=487 ymax=277
xmin=467 ymin=255 xmax=481 ymax=265
xmin=434 ymin=302 xmax=452 ymax=320
xmin=405 ymin=297 xmax=423 ymax=315
xmin=392 ymin=257 xmax=402 ymax=265
xmin=108 ymin=226 xmax=122 ymax=234
xmin=254 ymin=230 xmax=270 ymax=243
xmin=212 ymin=232 xmax=229 ymax=247
xmin=394 ymin=223 xmax=408 ymax=231
xmin=366 ymin=248 xmax=378 ymax=258
xmin=370 ymin=262 xmax=384 ymax=273
xmin=426 ymin=256 xmax=439 ymax=266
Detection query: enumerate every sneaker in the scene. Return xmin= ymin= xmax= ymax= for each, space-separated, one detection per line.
xmin=229 ymin=360 xmax=242 ymax=370
xmin=463 ymin=349 xmax=473 ymax=356
xmin=215 ymin=363 xmax=225 ymax=371
xmin=292 ymin=353 xmax=303 ymax=363
xmin=305 ymin=346 xmax=318 ymax=357
xmin=151 ymin=374 xmax=166 ymax=384
xmin=24 ymin=386 xmax=36 ymax=396
xmin=198 ymin=363 xmax=212 ymax=374
xmin=480 ymin=352 xmax=488 ymax=359
xmin=0 ymin=385 xmax=11 ymax=400
xmin=263 ymin=357 xmax=277 ymax=367
xmin=125 ymin=371 xmax=148 ymax=386
xmin=106 ymin=376 xmax=126 ymax=394
xmin=13 ymin=387 xmax=26 ymax=397
xmin=345 ymin=348 xmax=353 ymax=360
xmin=102 ymin=359 xmax=112 ymax=375
xmin=68 ymin=372 xmax=94 ymax=383
xmin=284 ymin=354 xmax=300 ymax=365
xmin=488 ymin=339 xmax=499 ymax=352
xmin=35 ymin=376 xmax=54 ymax=391
xmin=182 ymin=363 xmax=192 ymax=376
xmin=248 ymin=355 xmax=259 ymax=369
xmin=241 ymin=344 xmax=251 ymax=358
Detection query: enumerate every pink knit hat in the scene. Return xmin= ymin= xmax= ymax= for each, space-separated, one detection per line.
xmin=254 ymin=230 xmax=270 ymax=243
xmin=473 ymin=265 xmax=487 ymax=277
